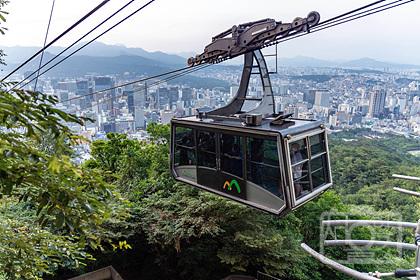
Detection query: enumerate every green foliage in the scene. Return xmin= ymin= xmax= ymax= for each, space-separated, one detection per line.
xmin=73 ymin=126 xmax=420 ymax=279
xmin=0 ymin=86 xmax=120 ymax=235
xmin=0 ymin=198 xmax=94 ymax=280
xmin=146 ymin=122 xmax=170 ymax=142
xmin=0 ymin=0 xmax=7 ymax=64
xmin=0 ymin=83 xmax=127 ymax=277
xmin=330 ymin=134 xmax=420 ymax=195
xmin=84 ymin=128 xmax=347 ymax=279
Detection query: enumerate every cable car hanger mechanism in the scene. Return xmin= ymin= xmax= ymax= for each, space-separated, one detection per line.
xmin=188 ymin=12 xmax=320 ymax=124
xmin=188 ymin=11 xmax=320 ymax=67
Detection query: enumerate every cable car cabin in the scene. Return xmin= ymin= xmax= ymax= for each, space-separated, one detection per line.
xmin=170 ymin=48 xmax=332 ymax=217
xmin=170 ymin=115 xmax=332 ymax=216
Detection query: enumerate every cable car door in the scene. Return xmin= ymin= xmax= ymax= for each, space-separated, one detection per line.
xmin=196 ymin=130 xmax=247 ymax=200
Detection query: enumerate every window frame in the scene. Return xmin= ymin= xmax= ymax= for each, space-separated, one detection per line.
xmin=285 ymin=129 xmax=332 ymax=208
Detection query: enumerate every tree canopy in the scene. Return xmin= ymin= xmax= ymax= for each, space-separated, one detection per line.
xmin=72 ymin=126 xmax=420 ymax=280
xmin=0 ymin=3 xmax=127 ymax=277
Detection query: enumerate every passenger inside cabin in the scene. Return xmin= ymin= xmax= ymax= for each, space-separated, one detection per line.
xmin=291 ymin=143 xmax=303 ymax=198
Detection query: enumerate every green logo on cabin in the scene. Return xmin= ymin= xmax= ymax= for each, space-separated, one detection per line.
xmin=223 ymin=180 xmax=241 ymax=193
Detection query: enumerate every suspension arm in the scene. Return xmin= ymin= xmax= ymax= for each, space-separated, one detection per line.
xmin=188 ymin=11 xmax=320 ymax=67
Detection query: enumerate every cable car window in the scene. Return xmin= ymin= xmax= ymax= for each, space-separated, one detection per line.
xmin=247 ymin=137 xmax=283 ymax=199
xmin=289 ymin=132 xmax=330 ymax=201
xmin=311 ymin=154 xmax=328 ymax=189
xmin=310 ymin=155 xmax=324 ymax=171
xmin=309 ymin=134 xmax=326 ymax=156
xmin=312 ymin=168 xmax=326 ymax=189
xmin=175 ymin=126 xmax=196 ymax=166
xmin=293 ymin=170 xmax=311 ymax=198
xmin=197 ymin=131 xmax=216 ymax=169
xmin=290 ymin=139 xmax=308 ymax=164
xmin=220 ymin=134 xmax=243 ymax=177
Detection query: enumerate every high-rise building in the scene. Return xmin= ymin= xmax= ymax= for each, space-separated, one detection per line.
xmin=157 ymin=87 xmax=169 ymax=109
xmin=125 ymin=90 xmax=135 ymax=113
xmin=94 ymin=76 xmax=115 ymax=116
xmin=56 ymin=90 xmax=69 ymax=104
xmin=397 ymin=95 xmax=407 ymax=112
xmin=57 ymin=80 xmax=77 ymax=92
xmin=368 ymin=89 xmax=387 ymax=118
xmin=182 ymin=88 xmax=194 ymax=107
xmin=230 ymin=86 xmax=239 ymax=97
xmin=134 ymin=107 xmax=145 ymax=129
xmin=313 ymin=90 xmax=330 ymax=108
xmin=76 ymin=79 xmax=92 ymax=109
xmin=169 ymin=87 xmax=179 ymax=107
xmin=304 ymin=90 xmax=316 ymax=106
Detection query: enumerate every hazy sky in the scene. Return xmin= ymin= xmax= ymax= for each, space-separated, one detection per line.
xmin=1 ymin=0 xmax=419 ymax=63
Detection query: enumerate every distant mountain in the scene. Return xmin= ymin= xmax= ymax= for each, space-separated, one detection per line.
xmin=2 ymin=42 xmax=420 ymax=83
xmin=340 ymin=57 xmax=420 ymax=70
xmin=0 ymin=52 xmax=171 ymax=76
xmin=277 ymin=56 xmax=420 ymax=70
xmin=278 ymin=56 xmax=336 ymax=68
xmin=0 ymin=52 xmax=228 ymax=90
xmin=0 ymin=42 xmax=186 ymax=66
xmin=42 ymin=54 xmax=172 ymax=77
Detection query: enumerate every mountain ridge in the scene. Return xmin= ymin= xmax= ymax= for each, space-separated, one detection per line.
xmin=278 ymin=56 xmax=420 ymax=70
xmin=1 ymin=42 xmax=419 ymax=72
xmin=0 ymin=42 xmax=186 ymax=66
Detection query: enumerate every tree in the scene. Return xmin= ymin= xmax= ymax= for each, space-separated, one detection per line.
xmin=0 ymin=0 xmax=8 ymax=65
xmin=0 ymin=3 xmax=127 ymax=278
xmin=83 ymin=127 xmax=420 ymax=280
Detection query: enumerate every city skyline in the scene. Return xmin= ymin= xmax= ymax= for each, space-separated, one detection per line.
xmin=2 ymin=0 xmax=420 ymax=64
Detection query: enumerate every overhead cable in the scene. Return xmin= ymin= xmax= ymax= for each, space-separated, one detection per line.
xmin=11 ymin=0 xmax=139 ymax=91
xmin=61 ymin=0 xmax=414 ymax=103
xmin=18 ymin=0 xmax=157 ymax=90
xmin=1 ymin=0 xmax=110 ymax=81
xmin=34 ymin=0 xmax=56 ymax=91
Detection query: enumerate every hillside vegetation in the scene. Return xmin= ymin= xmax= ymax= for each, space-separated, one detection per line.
xmin=50 ymin=127 xmax=420 ymax=280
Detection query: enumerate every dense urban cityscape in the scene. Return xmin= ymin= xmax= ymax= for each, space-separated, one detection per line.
xmin=11 ymin=62 xmax=420 ymax=142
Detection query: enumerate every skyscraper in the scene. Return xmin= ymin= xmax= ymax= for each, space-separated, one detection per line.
xmin=304 ymin=90 xmax=316 ymax=106
xmin=368 ymin=89 xmax=387 ymax=118
xmin=313 ymin=89 xmax=330 ymax=108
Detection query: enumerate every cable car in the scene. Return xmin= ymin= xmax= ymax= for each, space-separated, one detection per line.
xmin=170 ymin=14 xmax=332 ymax=216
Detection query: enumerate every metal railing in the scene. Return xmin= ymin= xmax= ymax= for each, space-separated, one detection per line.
xmin=302 ymin=173 xmax=420 ymax=279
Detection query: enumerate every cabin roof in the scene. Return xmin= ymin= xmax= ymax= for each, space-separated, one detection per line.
xmin=172 ymin=115 xmax=324 ymax=137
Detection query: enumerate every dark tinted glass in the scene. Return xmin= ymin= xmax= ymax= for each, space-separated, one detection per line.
xmin=175 ymin=126 xmax=196 ymax=166
xmin=247 ymin=137 xmax=283 ymax=199
xmin=311 ymin=168 xmax=326 ymax=189
xmin=248 ymin=138 xmax=279 ymax=165
xmin=197 ymin=131 xmax=216 ymax=169
xmin=176 ymin=126 xmax=194 ymax=147
xmin=310 ymin=154 xmax=325 ymax=172
xmin=220 ymin=134 xmax=243 ymax=177
xmin=310 ymin=134 xmax=326 ymax=156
